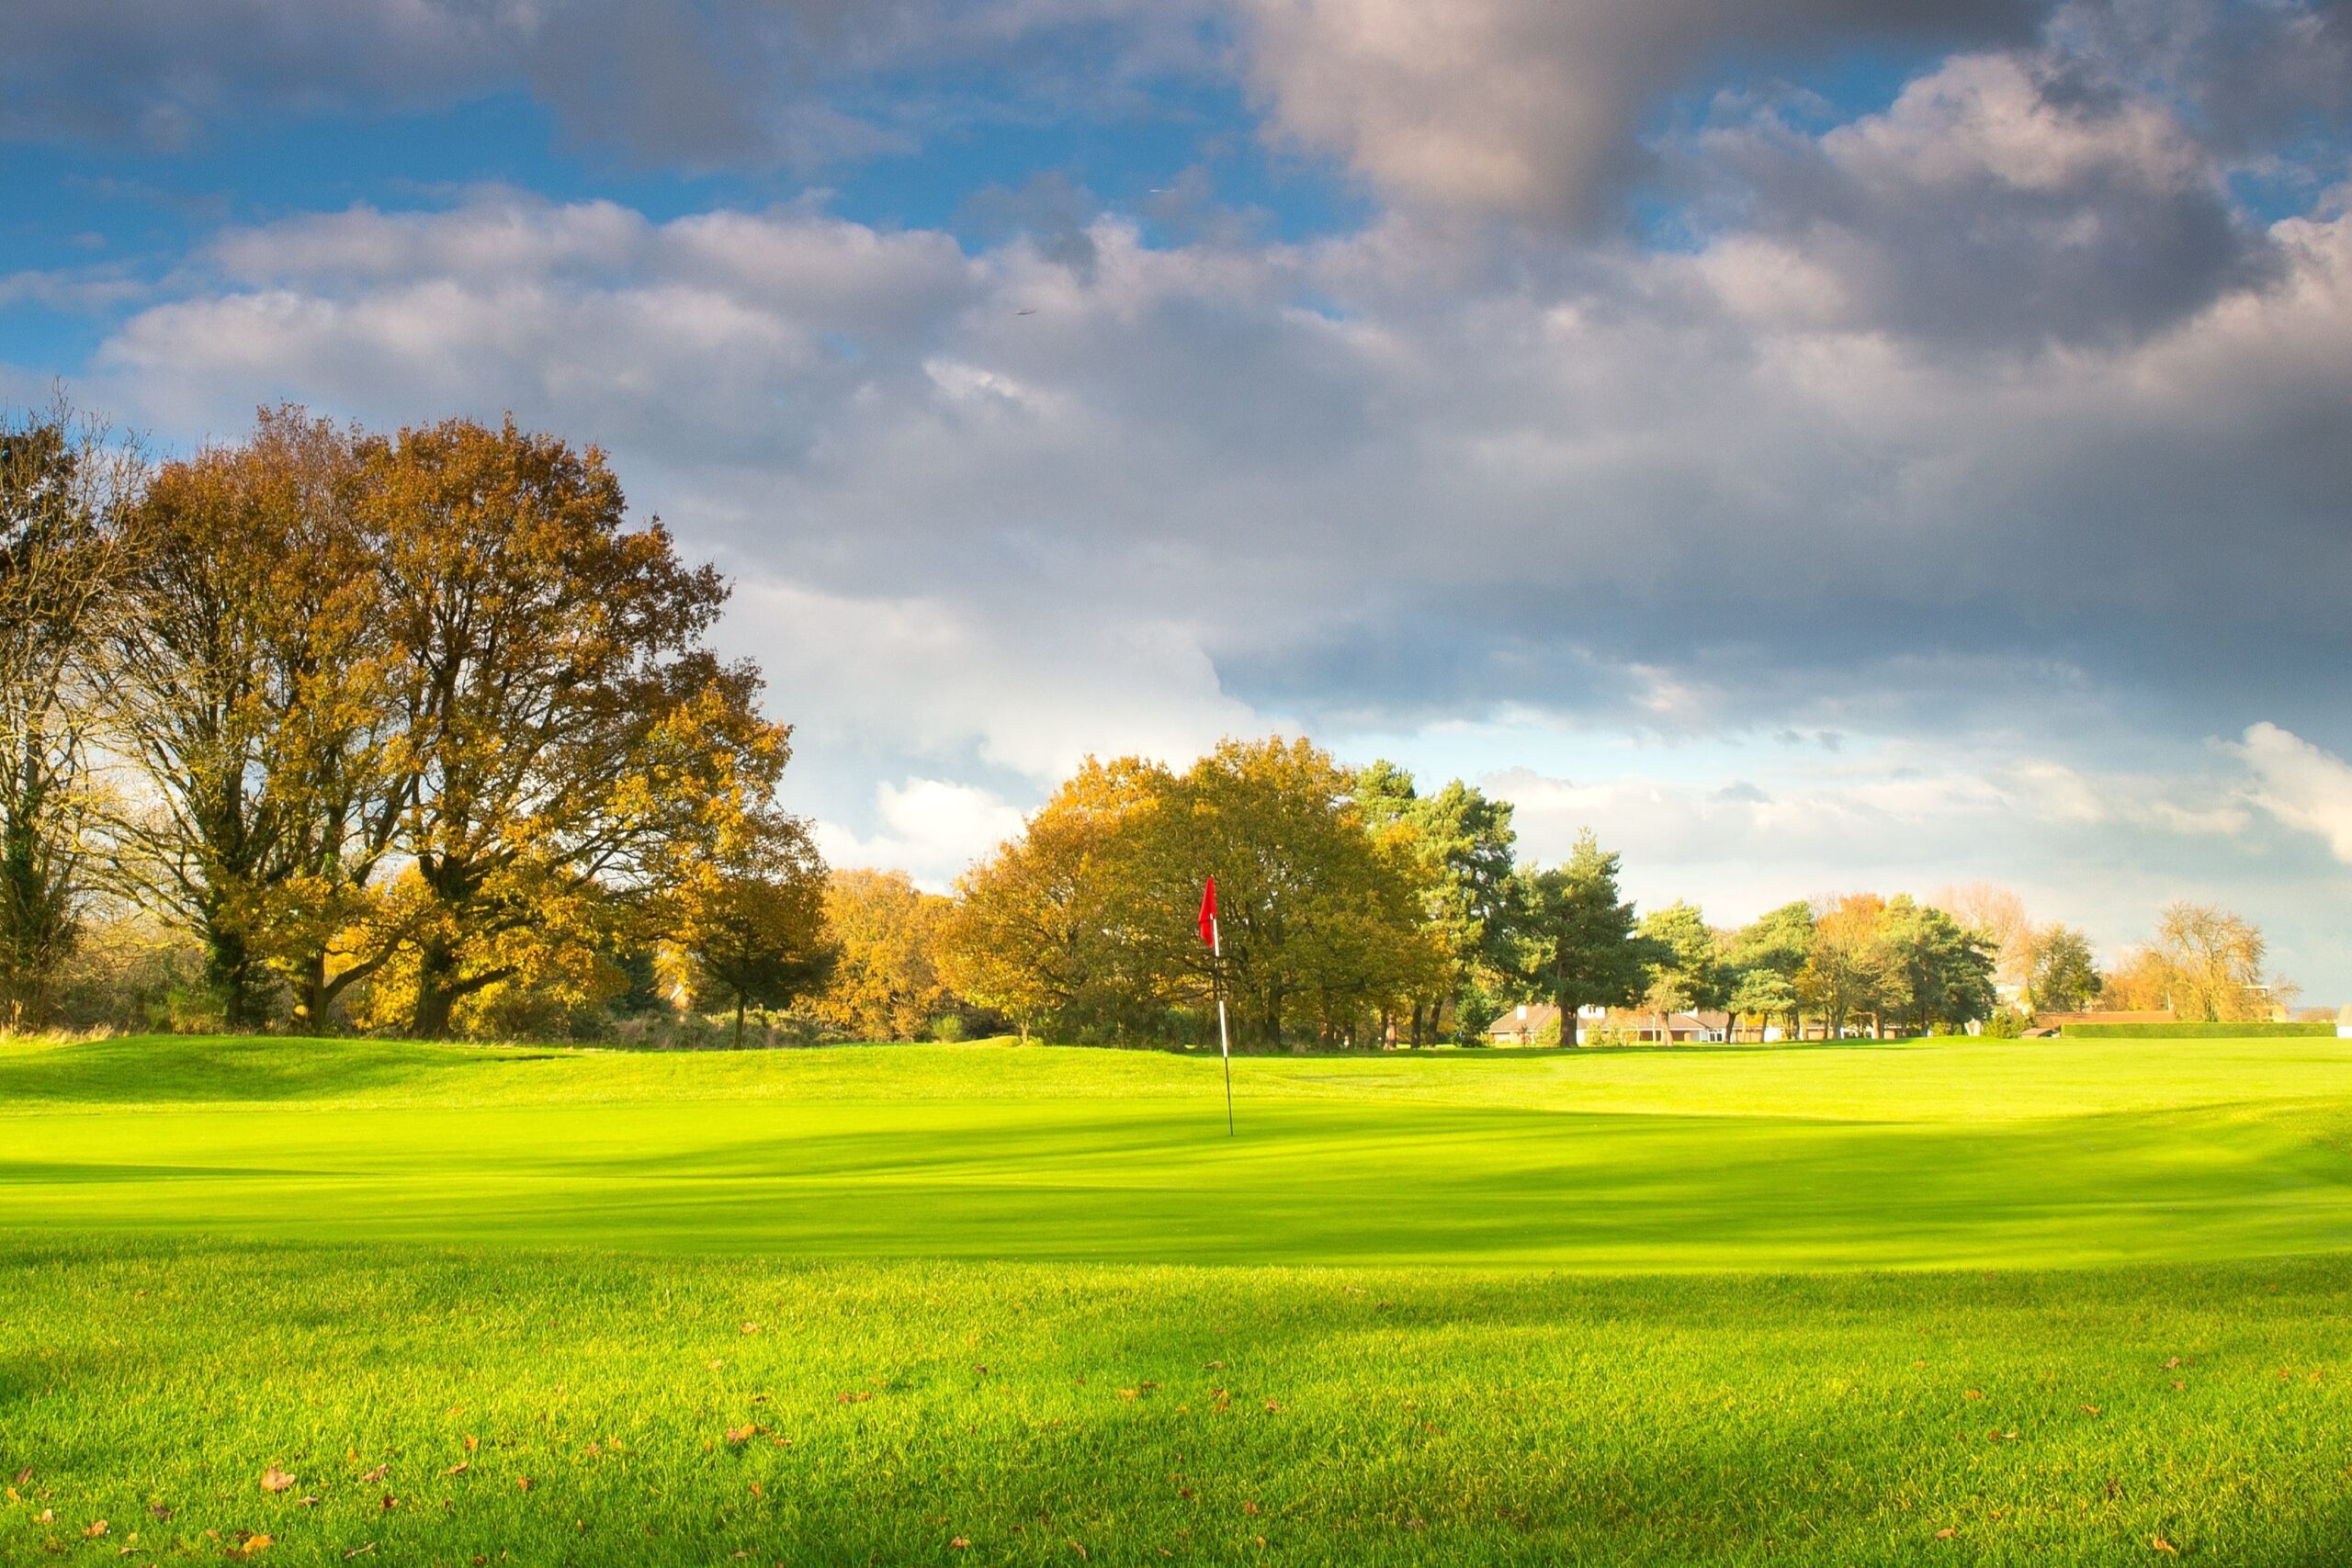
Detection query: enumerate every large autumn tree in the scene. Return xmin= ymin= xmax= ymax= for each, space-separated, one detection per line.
xmin=1799 ymin=893 xmax=1894 ymax=1038
xmin=2124 ymin=902 xmax=2287 ymax=1021
xmin=938 ymin=756 xmax=1166 ymax=1041
xmin=0 ymin=403 xmax=133 ymax=1026
xmin=1114 ymin=737 xmax=1441 ymax=1050
xmin=101 ymin=409 xmax=396 ymax=1029
xmin=360 ymin=417 xmax=786 ymax=1038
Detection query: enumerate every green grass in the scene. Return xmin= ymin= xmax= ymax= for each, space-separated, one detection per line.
xmin=5 ymin=1032 xmax=2352 ymax=1563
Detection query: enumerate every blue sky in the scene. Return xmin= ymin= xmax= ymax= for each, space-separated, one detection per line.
xmin=6 ymin=0 xmax=2352 ymax=996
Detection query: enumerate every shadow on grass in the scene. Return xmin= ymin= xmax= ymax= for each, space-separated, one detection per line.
xmin=0 ymin=1034 xmax=566 ymax=1105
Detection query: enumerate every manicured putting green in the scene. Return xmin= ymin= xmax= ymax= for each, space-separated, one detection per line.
xmin=4 ymin=1033 xmax=2350 ymax=1269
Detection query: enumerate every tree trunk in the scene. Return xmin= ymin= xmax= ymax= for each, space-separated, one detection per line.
xmin=291 ymin=952 xmax=329 ymax=1035
xmin=733 ymin=993 xmax=746 ymax=1049
xmin=1556 ymin=994 xmax=1579 ymax=1047
xmin=410 ymin=938 xmax=459 ymax=1039
xmin=205 ymin=925 xmax=261 ymax=1032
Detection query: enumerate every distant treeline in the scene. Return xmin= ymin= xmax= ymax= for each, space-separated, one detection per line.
xmin=917 ymin=746 xmax=2295 ymax=1049
xmin=3 ymin=401 xmax=2298 ymax=1048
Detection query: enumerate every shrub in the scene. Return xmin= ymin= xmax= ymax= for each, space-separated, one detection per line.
xmin=2060 ymin=1021 xmax=2332 ymax=1038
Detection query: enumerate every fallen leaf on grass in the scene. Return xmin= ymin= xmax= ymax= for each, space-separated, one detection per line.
xmin=228 ymin=1532 xmax=272 ymax=1558
xmin=146 ymin=1506 xmax=172 ymax=1522
xmin=1986 ymin=1430 xmax=2018 ymax=1442
xmin=84 ymin=1519 xmax=108 ymax=1538
xmin=360 ymin=1465 xmax=390 ymax=1484
xmin=950 ymin=1539 xmax=969 ymax=1550
xmin=12 ymin=1468 xmax=29 ymax=1485
xmin=1262 ymin=1400 xmax=1283 ymax=1413
xmin=2153 ymin=1535 xmax=2179 ymax=1555
xmin=1936 ymin=1528 xmax=1956 ymax=1540
xmin=1117 ymin=1389 xmax=1140 ymax=1401
xmin=740 ymin=1323 xmax=761 ymax=1336
xmin=515 ymin=1477 xmax=535 ymax=1493
xmin=2080 ymin=1404 xmax=2101 ymax=1416
xmin=836 ymin=1392 xmax=872 ymax=1404
xmin=261 ymin=1469 xmax=296 ymax=1495
xmin=342 ymin=1546 xmax=374 ymax=1561
xmin=2171 ymin=1381 xmax=2187 ymax=1392
xmin=379 ymin=1495 xmax=398 ymax=1512
xmin=445 ymin=1462 xmax=469 ymax=1477
xmin=1068 ymin=1541 xmax=1088 ymax=1561
xmin=1962 ymin=1390 xmax=1984 ymax=1401
xmin=2165 ymin=1358 xmax=2180 ymax=1370
xmin=725 ymin=1425 xmax=763 ymax=1443
xmin=295 ymin=1495 xmax=320 ymax=1507
xmin=748 ymin=1483 xmax=763 ymax=1498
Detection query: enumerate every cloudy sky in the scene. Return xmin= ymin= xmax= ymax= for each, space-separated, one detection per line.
xmin=6 ymin=0 xmax=2349 ymax=994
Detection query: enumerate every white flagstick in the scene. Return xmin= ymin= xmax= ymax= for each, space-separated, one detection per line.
xmin=1214 ymin=913 xmax=1233 ymax=1137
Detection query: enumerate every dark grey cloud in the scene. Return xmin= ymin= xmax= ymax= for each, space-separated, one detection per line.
xmin=1687 ymin=46 xmax=2281 ymax=349
xmin=2051 ymin=0 xmax=2352 ymax=154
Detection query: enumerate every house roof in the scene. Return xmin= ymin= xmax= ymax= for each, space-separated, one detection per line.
xmin=1490 ymin=1005 xmax=1736 ymax=1034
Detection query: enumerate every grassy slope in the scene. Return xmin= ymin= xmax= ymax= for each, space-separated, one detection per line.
xmin=5 ymin=1034 xmax=2352 ymax=1564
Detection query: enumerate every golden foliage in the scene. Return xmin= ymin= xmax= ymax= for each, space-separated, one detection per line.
xmin=810 ymin=868 xmax=951 ymax=1041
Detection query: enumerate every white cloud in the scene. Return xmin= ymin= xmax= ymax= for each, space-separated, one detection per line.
xmin=2236 ymin=722 xmax=2352 ymax=863
xmin=721 ymin=575 xmax=1261 ymax=789
xmin=810 ymin=777 xmax=1026 ymax=889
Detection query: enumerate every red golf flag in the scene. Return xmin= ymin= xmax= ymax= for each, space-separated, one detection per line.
xmin=1198 ymin=875 xmax=1217 ymax=948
